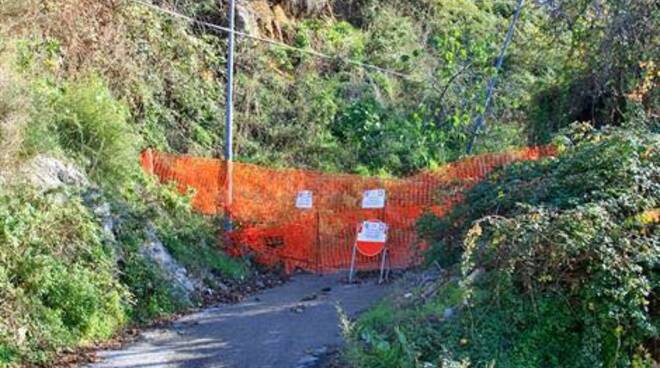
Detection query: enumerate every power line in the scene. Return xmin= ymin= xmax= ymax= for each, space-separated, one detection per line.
xmin=131 ymin=0 xmax=415 ymax=80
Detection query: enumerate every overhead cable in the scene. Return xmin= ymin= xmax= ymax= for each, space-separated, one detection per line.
xmin=131 ymin=0 xmax=415 ymax=80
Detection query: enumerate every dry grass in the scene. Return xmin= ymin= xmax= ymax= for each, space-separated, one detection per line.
xmin=0 ymin=59 xmax=27 ymax=174
xmin=1 ymin=0 xmax=140 ymax=89
xmin=37 ymin=0 xmax=130 ymax=78
xmin=0 ymin=0 xmax=40 ymax=34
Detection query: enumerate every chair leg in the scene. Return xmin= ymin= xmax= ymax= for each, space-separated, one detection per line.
xmin=378 ymin=249 xmax=388 ymax=284
xmin=348 ymin=242 xmax=357 ymax=283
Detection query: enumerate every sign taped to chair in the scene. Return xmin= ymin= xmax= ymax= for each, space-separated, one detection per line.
xmin=295 ymin=190 xmax=313 ymax=209
xmin=357 ymin=220 xmax=388 ymax=243
xmin=356 ymin=220 xmax=388 ymax=257
xmin=362 ymin=189 xmax=386 ymax=209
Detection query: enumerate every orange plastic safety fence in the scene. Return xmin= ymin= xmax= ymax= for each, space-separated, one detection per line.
xmin=140 ymin=146 xmax=556 ymax=273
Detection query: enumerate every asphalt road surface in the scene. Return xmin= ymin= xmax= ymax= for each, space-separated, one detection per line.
xmin=90 ymin=273 xmax=390 ymax=368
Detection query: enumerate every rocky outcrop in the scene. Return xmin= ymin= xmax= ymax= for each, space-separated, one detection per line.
xmin=234 ymin=0 xmax=332 ymax=41
xmin=142 ymin=224 xmax=203 ymax=294
xmin=236 ymin=0 xmax=292 ymax=40
xmin=18 ymin=154 xmax=89 ymax=192
xmin=14 ymin=154 xmax=203 ymax=299
xmin=235 ymin=1 xmax=260 ymax=36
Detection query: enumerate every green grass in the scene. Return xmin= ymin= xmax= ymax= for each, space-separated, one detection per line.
xmin=163 ymin=239 xmax=248 ymax=281
xmin=152 ymin=191 xmax=248 ymax=282
xmin=0 ymin=188 xmax=129 ymax=365
xmin=22 ymin=75 xmax=140 ymax=187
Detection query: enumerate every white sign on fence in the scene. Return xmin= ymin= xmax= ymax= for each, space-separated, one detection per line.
xmin=295 ymin=190 xmax=313 ymax=209
xmin=357 ymin=221 xmax=388 ymax=243
xmin=362 ymin=189 xmax=386 ymax=209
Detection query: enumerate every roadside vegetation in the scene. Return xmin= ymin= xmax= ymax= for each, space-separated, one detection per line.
xmin=343 ymin=0 xmax=659 ymax=366
xmin=0 ymin=2 xmax=248 ymax=364
xmin=345 ymin=120 xmax=658 ymax=367
xmin=0 ymin=71 xmax=248 ymax=364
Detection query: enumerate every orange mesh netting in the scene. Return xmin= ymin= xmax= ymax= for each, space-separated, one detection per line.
xmin=140 ymin=146 xmax=556 ymax=273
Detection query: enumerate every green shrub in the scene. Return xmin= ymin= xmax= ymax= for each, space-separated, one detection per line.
xmin=124 ymin=177 xmax=248 ymax=281
xmin=346 ymin=282 xmax=467 ymax=368
xmin=526 ymin=1 xmax=658 ymax=142
xmin=121 ymin=5 xmax=225 ymax=155
xmin=107 ymin=181 xmax=195 ymax=322
xmin=0 ymin=188 xmax=128 ymax=365
xmin=156 ymin=212 xmax=248 ymax=281
xmin=119 ymin=249 xmax=191 ymax=322
xmin=23 ymin=75 xmax=140 ymax=187
xmin=349 ymin=123 xmax=659 ymax=367
xmin=110 ymin=177 xmax=248 ymax=321
xmin=1 ymin=66 xmax=246 ymax=364
xmin=332 ymin=98 xmax=448 ymax=176
xmin=422 ymin=119 xmax=658 ymax=267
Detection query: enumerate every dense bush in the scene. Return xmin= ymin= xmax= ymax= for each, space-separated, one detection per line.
xmin=23 ymin=76 xmax=140 ymax=187
xmin=527 ymin=0 xmax=659 ymax=142
xmin=2 ymin=0 xmax=577 ymax=175
xmin=0 ymin=29 xmax=248 ymax=365
xmin=114 ymin=224 xmax=192 ymax=322
xmin=0 ymin=116 xmax=247 ymax=367
xmin=213 ymin=0 xmax=560 ymax=173
xmin=154 ymin=204 xmax=247 ymax=282
xmin=5 ymin=0 xmax=654 ymax=172
xmin=0 ymin=178 xmax=241 ymax=364
xmin=348 ymin=122 xmax=659 ymax=367
xmin=422 ymin=117 xmax=658 ymax=266
xmin=114 ymin=178 xmax=248 ymax=300
xmin=0 ymin=189 xmax=127 ymax=365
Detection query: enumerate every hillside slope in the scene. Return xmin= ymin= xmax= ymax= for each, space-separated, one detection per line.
xmin=2 ymin=0 xmax=575 ymax=175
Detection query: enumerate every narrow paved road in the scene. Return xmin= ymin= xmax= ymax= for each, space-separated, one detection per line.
xmin=90 ymin=273 xmax=390 ymax=368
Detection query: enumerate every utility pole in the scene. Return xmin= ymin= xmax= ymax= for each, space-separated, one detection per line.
xmin=224 ymin=0 xmax=236 ymax=231
xmin=466 ymin=0 xmax=525 ymax=154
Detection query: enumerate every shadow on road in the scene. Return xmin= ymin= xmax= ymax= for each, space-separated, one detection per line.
xmin=90 ymin=273 xmax=390 ymax=368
